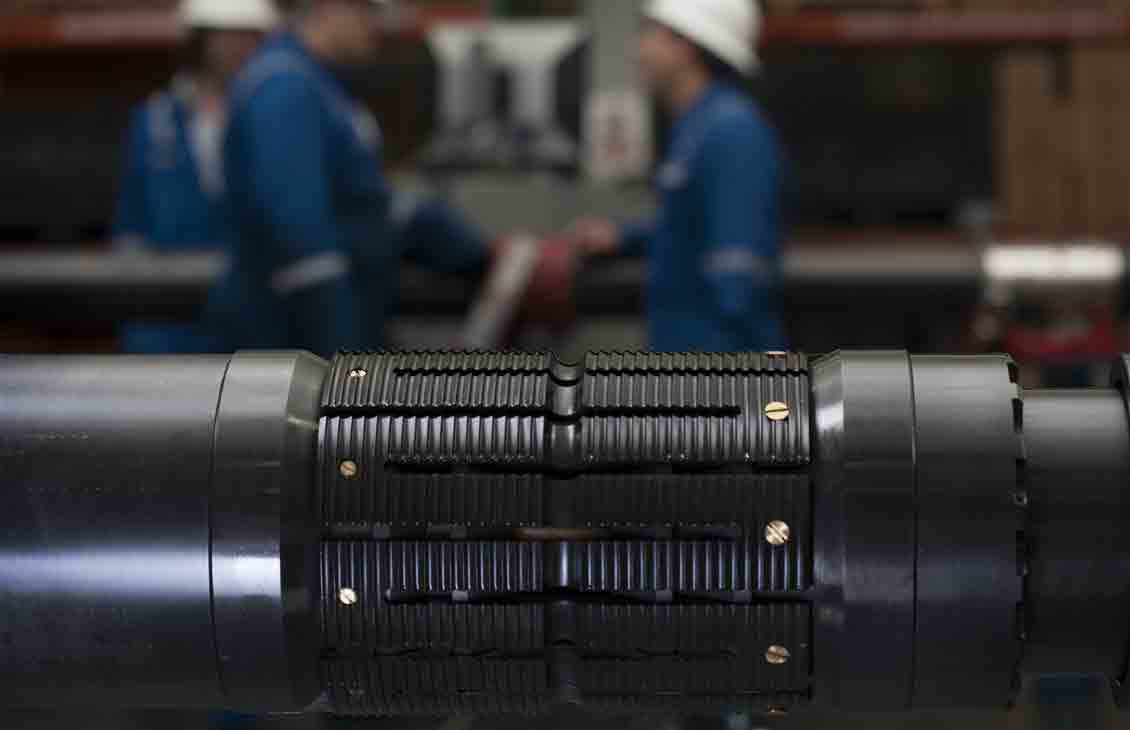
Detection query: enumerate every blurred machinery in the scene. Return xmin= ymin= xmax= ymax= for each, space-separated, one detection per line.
xmin=0 ymin=5 xmax=1009 ymax=242
xmin=977 ymin=244 xmax=1128 ymax=384
xmin=2 ymin=348 xmax=1130 ymax=726
xmin=422 ymin=21 xmax=587 ymax=172
xmin=0 ymin=240 xmax=1123 ymax=361
xmin=1 ymin=5 xmax=1125 ymax=370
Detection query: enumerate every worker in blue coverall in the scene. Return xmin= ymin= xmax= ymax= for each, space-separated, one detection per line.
xmin=572 ymin=0 xmax=786 ymax=353
xmin=220 ymin=0 xmax=490 ymax=357
xmin=112 ymin=0 xmax=279 ymax=354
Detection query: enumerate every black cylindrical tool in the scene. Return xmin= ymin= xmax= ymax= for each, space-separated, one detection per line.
xmin=1 ymin=350 xmax=1129 ymax=719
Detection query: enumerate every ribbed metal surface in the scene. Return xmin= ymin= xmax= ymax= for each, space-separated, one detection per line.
xmin=322 ymin=542 xmax=543 ymax=653
xmin=583 ymin=692 xmax=807 ymax=713
xmin=580 ymin=370 xmax=810 ymax=468
xmin=321 ymin=469 xmax=545 ymax=530
xmin=585 ymin=352 xmax=808 ymax=374
xmin=584 ymin=371 xmax=744 ymax=411
xmin=390 ymin=352 xmax=553 ymax=373
xmin=572 ymin=603 xmax=809 ymax=707
xmin=356 ymin=541 xmax=540 ymax=596
xmin=321 ymin=657 xmax=551 ymax=715
xmin=568 ymin=603 xmax=803 ymax=653
xmin=581 ymin=409 xmax=807 ymax=468
xmin=320 ymin=414 xmax=547 ymax=470
xmin=317 ymin=351 xmax=814 ymax=715
xmin=375 ymin=370 xmax=548 ymax=412
xmin=385 ymin=415 xmax=547 ymax=466
xmin=566 ymin=473 xmax=807 ymax=531
xmin=579 ymin=656 xmax=803 ymax=696
xmin=560 ymin=538 xmax=806 ymax=596
xmin=325 ymin=352 xmax=552 ymax=412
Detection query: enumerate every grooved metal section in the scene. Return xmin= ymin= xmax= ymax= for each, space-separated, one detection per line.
xmin=322 ymin=542 xmax=544 ymax=651
xmin=583 ymin=693 xmax=806 ymax=713
xmin=319 ymin=418 xmax=547 ymax=528
xmin=321 ymin=657 xmax=551 ymax=715
xmin=324 ymin=352 xmax=552 ymax=412
xmin=559 ymin=538 xmax=805 ymax=596
xmin=551 ymin=470 xmax=812 ymax=594
xmin=383 ymin=415 xmax=547 ymax=466
xmin=580 ymin=376 xmax=810 ymax=467
xmin=327 ymin=540 xmax=542 ymax=603
xmin=568 ymin=603 xmax=806 ymax=655
xmin=317 ymin=351 xmax=814 ymax=715
xmin=321 ymin=414 xmax=547 ymax=469
xmin=584 ymin=371 xmax=744 ymax=411
xmin=570 ymin=593 xmax=810 ymax=712
xmin=585 ymin=352 xmax=808 ymax=375
xmin=565 ymin=473 xmax=807 ymax=532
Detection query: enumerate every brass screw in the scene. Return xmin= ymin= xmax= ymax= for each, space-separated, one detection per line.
xmin=339 ymin=460 xmax=359 ymax=479
xmin=764 ymin=401 xmax=791 ymax=422
xmin=765 ymin=520 xmax=791 ymax=547
xmin=338 ymin=588 xmax=358 ymax=606
xmin=765 ymin=645 xmax=791 ymax=665
xmin=348 ymin=368 xmax=368 ymax=379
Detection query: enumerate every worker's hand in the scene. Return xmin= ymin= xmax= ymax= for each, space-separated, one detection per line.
xmin=569 ymin=218 xmax=620 ymax=257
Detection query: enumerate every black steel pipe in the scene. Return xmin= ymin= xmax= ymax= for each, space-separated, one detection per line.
xmin=0 ymin=353 xmax=327 ymax=712
xmin=4 ymin=244 xmax=1127 ymax=327
xmin=1022 ymin=388 xmax=1130 ymax=679
xmin=0 ymin=350 xmax=1128 ymax=719
xmin=0 ymin=247 xmax=985 ymax=324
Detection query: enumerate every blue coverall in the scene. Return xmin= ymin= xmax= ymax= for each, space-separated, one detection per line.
xmin=113 ymin=84 xmax=227 ymax=354
xmin=222 ymin=32 xmax=488 ymax=357
xmin=622 ymin=81 xmax=786 ymax=353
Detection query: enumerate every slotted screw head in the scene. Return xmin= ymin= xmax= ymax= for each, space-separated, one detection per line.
xmin=339 ymin=460 xmax=359 ymax=479
xmin=764 ymin=402 xmax=791 ymax=422
xmin=338 ymin=588 xmax=358 ymax=606
xmin=765 ymin=520 xmax=791 ymax=546
xmin=765 ymin=645 xmax=791 ymax=665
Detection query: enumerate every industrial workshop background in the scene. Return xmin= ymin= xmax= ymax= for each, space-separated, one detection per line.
xmin=3 ymin=0 xmax=1130 ymax=728
xmin=3 ymin=0 xmax=1130 ymax=385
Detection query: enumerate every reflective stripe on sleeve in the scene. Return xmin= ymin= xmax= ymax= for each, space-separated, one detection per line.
xmin=271 ymin=252 xmax=350 ymax=296
xmin=701 ymin=247 xmax=771 ymax=278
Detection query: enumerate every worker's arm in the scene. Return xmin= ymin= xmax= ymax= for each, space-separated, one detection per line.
xmin=241 ymin=77 xmax=370 ymax=356
xmin=111 ymin=109 xmax=152 ymax=249
xmin=572 ymin=217 xmax=654 ymax=258
xmin=699 ymin=115 xmax=782 ymax=325
xmin=394 ymin=193 xmax=490 ymax=274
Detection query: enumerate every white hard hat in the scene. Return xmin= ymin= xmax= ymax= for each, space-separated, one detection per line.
xmin=643 ymin=0 xmax=762 ymax=75
xmin=180 ymin=0 xmax=281 ymax=31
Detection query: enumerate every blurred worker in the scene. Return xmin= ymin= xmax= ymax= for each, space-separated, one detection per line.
xmin=113 ymin=0 xmax=279 ymax=354
xmin=221 ymin=0 xmax=490 ymax=357
xmin=573 ymin=0 xmax=786 ymax=352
